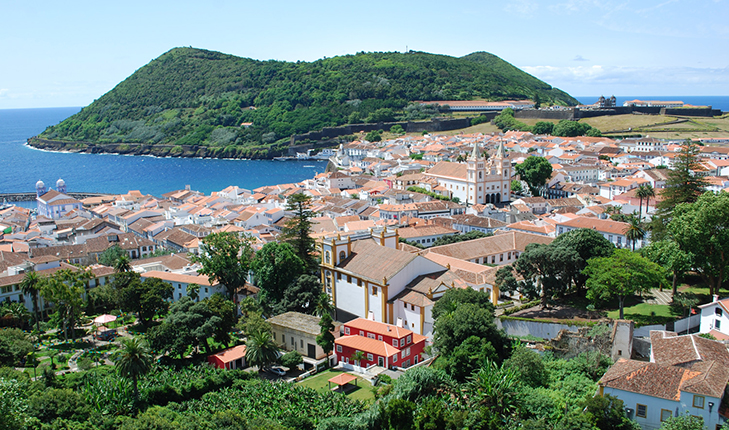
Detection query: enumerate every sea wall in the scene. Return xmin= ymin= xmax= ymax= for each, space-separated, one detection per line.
xmin=0 ymin=192 xmax=109 ymax=202
xmin=289 ymin=118 xmax=473 ymax=145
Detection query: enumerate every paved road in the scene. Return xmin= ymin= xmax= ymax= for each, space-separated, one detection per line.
xmin=645 ymin=289 xmax=673 ymax=306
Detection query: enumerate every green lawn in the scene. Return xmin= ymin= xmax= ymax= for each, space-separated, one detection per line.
xmin=607 ymin=302 xmax=679 ymax=326
xmin=297 ymin=369 xmax=375 ymax=403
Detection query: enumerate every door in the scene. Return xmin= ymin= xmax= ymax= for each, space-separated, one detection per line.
xmin=378 ymin=356 xmax=384 ymax=367
xmin=307 ymin=343 xmax=316 ymax=359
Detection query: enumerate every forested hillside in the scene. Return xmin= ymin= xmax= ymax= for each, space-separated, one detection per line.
xmin=34 ymin=47 xmax=577 ymax=158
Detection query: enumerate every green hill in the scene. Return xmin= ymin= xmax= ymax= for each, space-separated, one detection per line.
xmin=33 ymin=47 xmax=577 ymax=158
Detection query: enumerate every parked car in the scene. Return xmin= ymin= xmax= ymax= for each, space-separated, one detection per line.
xmin=268 ymin=366 xmax=286 ymax=376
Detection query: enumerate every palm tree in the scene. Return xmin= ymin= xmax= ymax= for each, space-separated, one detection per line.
xmin=635 ymin=185 xmax=648 ymax=220
xmin=114 ymin=255 xmax=131 ymax=273
xmin=116 ymin=337 xmax=153 ymax=398
xmin=0 ymin=302 xmax=31 ymax=328
xmin=20 ymin=271 xmax=43 ymax=333
xmin=643 ymin=184 xmax=655 ymax=219
xmin=351 ymin=350 xmax=366 ymax=367
xmin=314 ymin=292 xmax=334 ymax=317
xmin=245 ymin=330 xmax=279 ymax=371
xmin=625 ymin=217 xmax=646 ymax=251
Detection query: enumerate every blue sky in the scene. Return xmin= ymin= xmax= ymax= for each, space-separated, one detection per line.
xmin=1 ymin=0 xmax=727 ymax=109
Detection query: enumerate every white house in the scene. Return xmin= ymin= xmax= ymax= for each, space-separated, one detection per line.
xmin=319 ymin=228 xmax=468 ymax=338
xmin=599 ymin=331 xmax=729 ymax=430
xmin=698 ymin=296 xmax=729 ymax=340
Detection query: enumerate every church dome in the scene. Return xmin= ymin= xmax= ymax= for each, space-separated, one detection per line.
xmin=36 ymin=180 xmax=45 ymax=189
xmin=56 ymin=178 xmax=65 ymax=188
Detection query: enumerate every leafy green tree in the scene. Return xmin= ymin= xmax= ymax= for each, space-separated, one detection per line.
xmin=246 ymin=330 xmax=279 ymax=370
xmin=0 ymin=328 xmax=33 ymax=367
xmin=668 ymin=191 xmax=729 ymax=296
xmin=116 ymin=337 xmax=153 ymax=399
xmin=672 ymin=292 xmax=699 ymax=318
xmin=641 ymin=240 xmax=691 ymax=295
xmin=251 ymin=242 xmax=306 ymax=312
xmin=282 ymin=193 xmax=317 ymax=271
xmin=280 ymin=350 xmax=303 ymax=369
xmin=659 ymin=415 xmax=704 ymax=430
xmin=99 ymin=245 xmax=126 ymax=266
xmin=41 ymin=269 xmax=91 ymax=341
xmin=390 ymin=124 xmax=405 ymax=135
xmin=0 ymin=302 xmax=31 ymax=329
xmin=351 ymin=350 xmax=366 ymax=366
xmin=382 ymin=398 xmax=415 ymax=430
xmin=510 ymin=179 xmax=523 ymax=194
xmin=238 ymin=311 xmax=271 ymax=338
xmin=20 ymin=270 xmax=43 ymax=333
xmin=436 ymin=335 xmax=497 ymax=382
xmin=279 ymin=274 xmax=323 ymax=315
xmin=532 ymin=121 xmax=554 ymax=135
xmin=433 ymin=303 xmax=508 ymax=360
xmin=583 ymin=394 xmax=638 ymax=430
xmin=503 ymin=346 xmax=548 ymax=388
xmin=431 ymin=230 xmax=491 ymax=247
xmin=316 ymin=312 xmax=336 ymax=360
xmin=551 ymin=228 xmax=615 ymax=291
xmin=584 ymin=249 xmax=665 ymax=319
xmin=466 ymin=361 xmax=520 ymax=424
xmin=147 ymin=296 xmax=224 ymax=356
xmin=29 ymin=387 xmax=91 ymax=424
xmin=0 ymin=378 xmax=39 ymax=430
xmin=513 ymin=243 xmax=580 ymax=308
xmin=116 ymin=274 xmax=173 ymax=327
xmin=515 ymin=156 xmax=553 ymax=196
xmin=365 ymin=130 xmax=382 ymax=142
xmin=194 ymin=232 xmax=255 ymax=304
xmin=432 ymin=287 xmax=494 ymax=321
xmin=494 ymin=265 xmax=520 ymax=296
xmin=552 ymin=120 xmax=596 ymax=137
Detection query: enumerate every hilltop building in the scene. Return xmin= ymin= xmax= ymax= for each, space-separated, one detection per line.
xmin=35 ymin=179 xmax=83 ymax=220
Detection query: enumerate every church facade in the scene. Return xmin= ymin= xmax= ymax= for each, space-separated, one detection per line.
xmin=424 ymin=141 xmax=511 ymax=205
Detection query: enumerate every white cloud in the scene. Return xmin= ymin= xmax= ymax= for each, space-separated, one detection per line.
xmin=0 ymin=89 xmax=8 ymax=97
xmin=572 ymin=55 xmax=589 ymax=62
xmin=522 ymin=64 xmax=729 ymax=95
xmin=504 ymin=0 xmax=539 ymax=16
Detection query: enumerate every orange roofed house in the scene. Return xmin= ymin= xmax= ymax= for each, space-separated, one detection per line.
xmin=335 ymin=318 xmax=426 ymax=370
xmin=207 ymin=345 xmax=246 ymax=370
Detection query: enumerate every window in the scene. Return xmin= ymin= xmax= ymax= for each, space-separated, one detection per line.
xmin=693 ymin=395 xmax=705 ymax=409
xmin=344 ymin=327 xmax=350 ymax=335
xmin=400 ymin=338 xmax=405 ymax=347
xmin=403 ymin=302 xmax=407 ymax=308
xmin=339 ymin=251 xmax=345 ymax=261
xmin=716 ymin=319 xmax=722 ymax=330
xmin=411 ymin=304 xmax=415 ymax=311
xmin=500 ymin=254 xmax=504 ymax=262
xmin=367 ymin=353 xmax=373 ymax=361
xmin=716 ymin=307 xmax=723 ymax=317
xmin=636 ymin=404 xmax=647 ymax=418
xmin=407 ymin=335 xmax=412 ymax=344
xmin=291 ymin=336 xmax=294 ymax=346
xmin=403 ymin=347 xmax=411 ymax=357
xmin=359 ymin=330 xmax=364 ymax=336
xmin=372 ymin=286 xmax=378 ymax=295
xmin=393 ymin=339 xmax=398 ymax=347
xmin=325 ymin=251 xmax=331 ymax=264
xmin=378 ymin=335 xmax=383 ymax=341
xmin=336 ymin=345 xmax=342 ymax=353
xmin=368 ymin=333 xmax=375 ymax=339
xmin=347 ymin=275 xmax=351 ymax=283
xmin=300 ymin=339 xmax=303 ymax=348
xmin=393 ymin=354 xmax=397 ymax=362
xmin=273 ymin=333 xmax=276 ymax=341
xmin=660 ymin=409 xmax=672 ymax=422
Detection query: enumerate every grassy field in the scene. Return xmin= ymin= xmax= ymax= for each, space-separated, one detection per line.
xmin=606 ymin=302 xmax=679 ymax=326
xmin=417 ymin=113 xmax=729 ymax=141
xmin=297 ymin=369 xmax=375 ymax=403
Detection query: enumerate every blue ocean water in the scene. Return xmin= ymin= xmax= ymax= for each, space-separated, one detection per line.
xmin=0 ymin=108 xmax=327 ymax=196
xmin=577 ymin=96 xmax=729 ymax=112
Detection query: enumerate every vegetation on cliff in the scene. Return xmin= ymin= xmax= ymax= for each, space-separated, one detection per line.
xmin=36 ymin=47 xmax=577 ymax=157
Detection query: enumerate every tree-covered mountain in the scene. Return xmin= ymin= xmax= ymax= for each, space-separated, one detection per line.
xmin=35 ymin=47 xmax=577 ymax=157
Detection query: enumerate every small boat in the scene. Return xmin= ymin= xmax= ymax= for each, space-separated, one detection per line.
xmin=273 ymin=156 xmax=295 ymax=161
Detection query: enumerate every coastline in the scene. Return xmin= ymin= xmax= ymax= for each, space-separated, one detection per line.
xmin=26 ymin=137 xmax=283 ymax=160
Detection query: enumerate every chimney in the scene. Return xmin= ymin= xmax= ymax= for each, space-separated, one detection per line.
xmin=368 ymin=311 xmax=375 ymax=321
xmin=713 ymin=295 xmax=719 ymax=303
xmin=396 ymin=318 xmax=404 ymax=328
